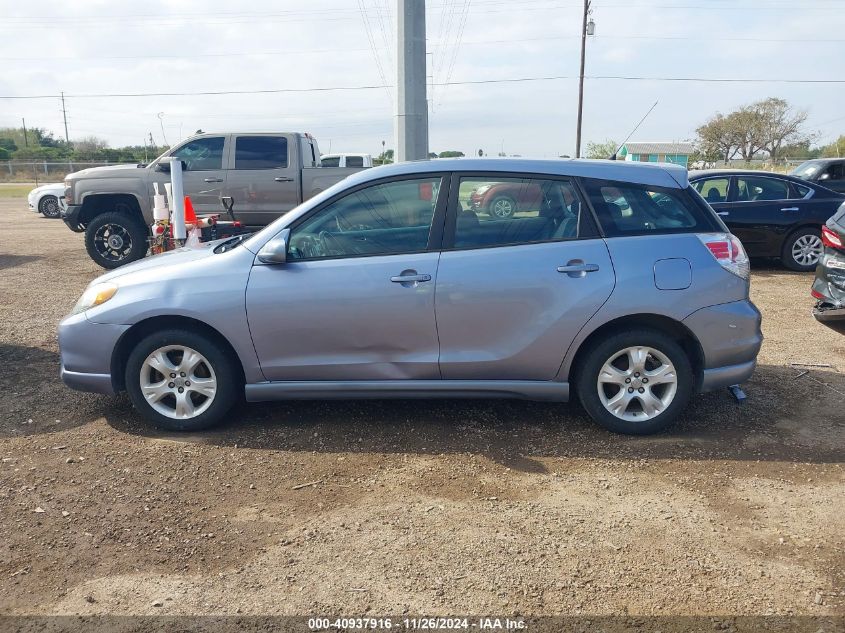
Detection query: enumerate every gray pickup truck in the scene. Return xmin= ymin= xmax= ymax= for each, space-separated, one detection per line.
xmin=62 ymin=132 xmax=365 ymax=268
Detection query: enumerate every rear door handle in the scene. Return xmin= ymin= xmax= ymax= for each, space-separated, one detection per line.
xmin=204 ymin=177 xmax=223 ymax=183
xmin=716 ymin=211 xmax=729 ymax=216
xmin=557 ymin=263 xmax=599 ymax=274
xmin=781 ymin=206 xmax=800 ymax=212
xmin=390 ymin=273 xmax=431 ymax=283
xmin=274 ymin=176 xmax=295 ymax=182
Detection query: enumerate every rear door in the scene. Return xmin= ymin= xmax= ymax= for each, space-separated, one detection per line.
xmin=726 ymin=175 xmax=801 ymax=256
xmin=224 ymin=134 xmax=300 ymax=226
xmin=434 ymin=173 xmax=615 ymax=380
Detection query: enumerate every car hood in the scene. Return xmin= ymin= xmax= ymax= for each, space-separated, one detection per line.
xmin=94 ymin=241 xmax=223 ymax=284
xmin=67 ymin=164 xmax=146 ymax=180
xmin=32 ymin=183 xmax=64 ymax=193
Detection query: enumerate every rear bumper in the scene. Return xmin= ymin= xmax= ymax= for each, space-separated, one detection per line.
xmin=683 ymin=299 xmax=763 ymax=391
xmin=61 ymin=203 xmax=85 ymax=232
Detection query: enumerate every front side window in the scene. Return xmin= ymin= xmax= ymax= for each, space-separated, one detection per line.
xmin=288 ymin=177 xmax=441 ymax=260
xmin=234 ymin=136 xmax=288 ymax=170
xmin=170 ymin=137 xmax=225 ymax=171
xmin=735 ymin=176 xmax=789 ymax=202
xmin=452 ymin=177 xmax=584 ymax=249
xmin=824 ymin=163 xmax=845 ymax=180
xmin=692 ymin=177 xmax=730 ymax=204
xmin=582 ymin=179 xmax=713 ymax=236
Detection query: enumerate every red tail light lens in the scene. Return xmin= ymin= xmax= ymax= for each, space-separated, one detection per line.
xmin=697 ymin=233 xmax=750 ymax=280
xmin=822 ymin=225 xmax=843 ymax=249
xmin=811 ymin=289 xmax=825 ymax=299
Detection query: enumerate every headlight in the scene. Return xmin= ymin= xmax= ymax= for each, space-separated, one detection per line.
xmin=71 ymin=282 xmax=118 ymax=315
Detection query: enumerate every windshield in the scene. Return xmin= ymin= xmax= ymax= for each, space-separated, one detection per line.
xmin=790 ymin=161 xmax=821 ymax=179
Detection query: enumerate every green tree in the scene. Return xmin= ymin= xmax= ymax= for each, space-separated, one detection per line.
xmin=438 ymin=150 xmax=465 ymax=158
xmin=585 ymin=139 xmax=618 ymax=159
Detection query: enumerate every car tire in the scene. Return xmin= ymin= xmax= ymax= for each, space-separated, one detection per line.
xmin=84 ymin=210 xmax=148 ymax=269
xmin=487 ymin=195 xmax=517 ymax=219
xmin=38 ymin=195 xmax=61 ymax=218
xmin=124 ymin=329 xmax=241 ymax=432
xmin=575 ymin=329 xmax=694 ymax=435
xmin=782 ymin=227 xmax=823 ymax=272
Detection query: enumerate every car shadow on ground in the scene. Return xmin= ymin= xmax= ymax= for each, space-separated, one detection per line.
xmin=96 ymin=363 xmax=845 ymax=472
xmin=0 ymin=254 xmax=42 ymax=271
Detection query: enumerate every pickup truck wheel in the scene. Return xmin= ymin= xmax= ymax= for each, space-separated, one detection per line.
xmin=84 ymin=211 xmax=148 ymax=269
xmin=575 ymin=329 xmax=693 ymax=435
xmin=38 ymin=195 xmax=61 ymax=218
xmin=125 ymin=329 xmax=240 ymax=432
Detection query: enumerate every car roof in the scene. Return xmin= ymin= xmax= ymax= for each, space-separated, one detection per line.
xmin=345 ymin=158 xmax=689 ymax=189
xmin=690 ymin=169 xmax=808 ymax=184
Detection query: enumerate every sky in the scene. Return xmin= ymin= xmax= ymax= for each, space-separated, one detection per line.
xmin=1 ymin=0 xmax=844 ymax=158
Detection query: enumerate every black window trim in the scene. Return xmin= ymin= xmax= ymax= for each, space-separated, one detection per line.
xmin=438 ymin=171 xmax=600 ymax=252
xmin=285 ymin=172 xmax=452 ymax=263
xmin=233 ymin=134 xmax=289 ymax=171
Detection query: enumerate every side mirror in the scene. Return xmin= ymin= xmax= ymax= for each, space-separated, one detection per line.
xmin=155 ymin=159 xmax=188 ymax=173
xmin=257 ymin=229 xmax=290 ymax=264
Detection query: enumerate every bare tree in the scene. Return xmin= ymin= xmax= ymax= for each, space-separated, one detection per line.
xmin=755 ymin=98 xmax=812 ymax=162
xmin=585 ymin=139 xmax=618 ymax=159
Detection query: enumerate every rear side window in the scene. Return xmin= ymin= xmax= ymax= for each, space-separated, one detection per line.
xmin=582 ymin=179 xmax=716 ymax=237
xmin=321 ymin=156 xmax=340 ymax=167
xmin=234 ymin=136 xmax=288 ymax=170
xmin=735 ymin=176 xmax=789 ymax=202
xmin=346 ymin=156 xmax=364 ymax=167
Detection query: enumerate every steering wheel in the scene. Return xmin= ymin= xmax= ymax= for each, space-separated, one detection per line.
xmin=318 ymin=230 xmax=346 ymax=256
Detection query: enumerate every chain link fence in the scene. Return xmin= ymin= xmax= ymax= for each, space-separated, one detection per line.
xmin=0 ymin=160 xmax=139 ymax=184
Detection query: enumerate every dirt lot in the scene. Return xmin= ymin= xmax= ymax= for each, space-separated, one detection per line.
xmin=0 ymin=198 xmax=843 ymax=620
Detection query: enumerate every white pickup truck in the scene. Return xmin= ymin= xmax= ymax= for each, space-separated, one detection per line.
xmin=62 ymin=132 xmax=368 ymax=268
xmin=319 ymin=153 xmax=374 ymax=168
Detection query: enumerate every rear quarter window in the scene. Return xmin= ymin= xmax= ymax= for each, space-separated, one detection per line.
xmin=581 ymin=179 xmax=718 ymax=237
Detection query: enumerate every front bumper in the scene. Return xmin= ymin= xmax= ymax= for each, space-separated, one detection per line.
xmin=61 ymin=203 xmax=85 ymax=232
xmin=683 ymin=299 xmax=763 ymax=392
xmin=58 ymin=312 xmax=130 ymax=395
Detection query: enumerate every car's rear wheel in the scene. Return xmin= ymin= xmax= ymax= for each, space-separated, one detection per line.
xmin=487 ymin=195 xmax=516 ymax=219
xmin=38 ymin=195 xmax=61 ymax=218
xmin=576 ymin=329 xmax=693 ymax=435
xmin=84 ymin=210 xmax=148 ymax=269
xmin=782 ymin=228 xmax=823 ymax=272
xmin=124 ymin=329 xmax=240 ymax=431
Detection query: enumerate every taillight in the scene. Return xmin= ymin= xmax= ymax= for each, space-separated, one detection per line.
xmin=821 ymin=225 xmax=843 ymax=249
xmin=811 ymin=289 xmax=825 ymax=299
xmin=697 ymin=233 xmax=750 ymax=280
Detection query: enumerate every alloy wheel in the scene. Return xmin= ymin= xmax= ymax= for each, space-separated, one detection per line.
xmin=139 ymin=345 xmax=217 ymax=420
xmin=93 ymin=223 xmax=133 ymax=262
xmin=597 ymin=346 xmax=678 ymax=422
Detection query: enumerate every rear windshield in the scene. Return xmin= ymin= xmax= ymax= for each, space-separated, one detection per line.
xmin=580 ymin=179 xmax=719 ymax=237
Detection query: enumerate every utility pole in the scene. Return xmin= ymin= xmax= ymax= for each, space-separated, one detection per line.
xmin=575 ymin=0 xmax=592 ymax=158
xmin=22 ymin=118 xmax=28 ymax=147
xmin=60 ymin=91 xmax=70 ymax=144
xmin=395 ymin=0 xmax=428 ymax=162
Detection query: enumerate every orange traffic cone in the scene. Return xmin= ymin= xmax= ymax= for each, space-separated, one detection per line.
xmin=184 ymin=196 xmax=197 ymax=224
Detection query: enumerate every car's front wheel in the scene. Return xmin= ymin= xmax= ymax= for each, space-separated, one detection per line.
xmin=576 ymin=329 xmax=693 ymax=435
xmin=782 ymin=227 xmax=823 ymax=272
xmin=38 ymin=195 xmax=61 ymax=218
xmin=487 ymin=195 xmax=517 ymax=219
xmin=125 ymin=329 xmax=241 ymax=431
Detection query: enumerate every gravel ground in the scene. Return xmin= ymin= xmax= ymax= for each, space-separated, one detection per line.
xmin=0 ymin=198 xmax=843 ymax=618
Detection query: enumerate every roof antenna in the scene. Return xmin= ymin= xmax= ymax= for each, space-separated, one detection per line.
xmin=608 ymin=100 xmax=659 ymax=160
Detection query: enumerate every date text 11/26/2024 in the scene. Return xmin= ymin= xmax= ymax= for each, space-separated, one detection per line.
xmin=308 ymin=617 xmax=526 ymax=630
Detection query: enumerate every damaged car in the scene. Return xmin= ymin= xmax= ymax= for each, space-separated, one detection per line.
xmin=812 ymin=203 xmax=845 ymax=333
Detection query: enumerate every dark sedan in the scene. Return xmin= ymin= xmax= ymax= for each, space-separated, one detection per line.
xmin=690 ymin=170 xmax=845 ymax=271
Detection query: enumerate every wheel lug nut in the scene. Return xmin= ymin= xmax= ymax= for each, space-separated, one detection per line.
xmin=634 ymin=372 xmax=640 ymax=377
xmin=625 ymin=378 xmax=631 ymax=383
xmin=170 ymin=373 xmax=176 ymax=378
xmin=638 ymin=387 xmax=645 ymax=393
xmin=642 ymin=378 xmax=648 ymax=384
xmin=185 ymin=381 xmax=190 ymax=386
xmin=628 ymin=387 xmax=634 ymax=393
xmin=178 ymin=387 xmax=184 ymax=393
xmin=180 ymin=372 xmax=186 ymax=377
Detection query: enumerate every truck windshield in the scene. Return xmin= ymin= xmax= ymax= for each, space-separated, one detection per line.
xmin=790 ymin=161 xmax=821 ymax=179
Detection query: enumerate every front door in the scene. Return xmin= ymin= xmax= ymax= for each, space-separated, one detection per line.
xmin=246 ymin=174 xmax=447 ymax=381
xmin=224 ymin=134 xmax=301 ymax=226
xmin=152 ymin=135 xmax=229 ymax=216
xmin=435 ymin=174 xmax=615 ymax=380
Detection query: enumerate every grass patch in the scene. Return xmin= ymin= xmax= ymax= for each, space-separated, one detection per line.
xmin=0 ymin=184 xmax=34 ymax=198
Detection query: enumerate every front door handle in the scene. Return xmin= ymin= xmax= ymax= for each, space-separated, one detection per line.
xmin=204 ymin=177 xmax=223 ymax=183
xmin=716 ymin=211 xmax=729 ymax=216
xmin=390 ymin=273 xmax=432 ymax=283
xmin=781 ymin=206 xmax=800 ymax=212
xmin=274 ymin=176 xmax=295 ymax=182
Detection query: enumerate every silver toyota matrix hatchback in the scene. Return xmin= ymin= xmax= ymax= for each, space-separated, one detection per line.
xmin=59 ymin=159 xmax=762 ymax=435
